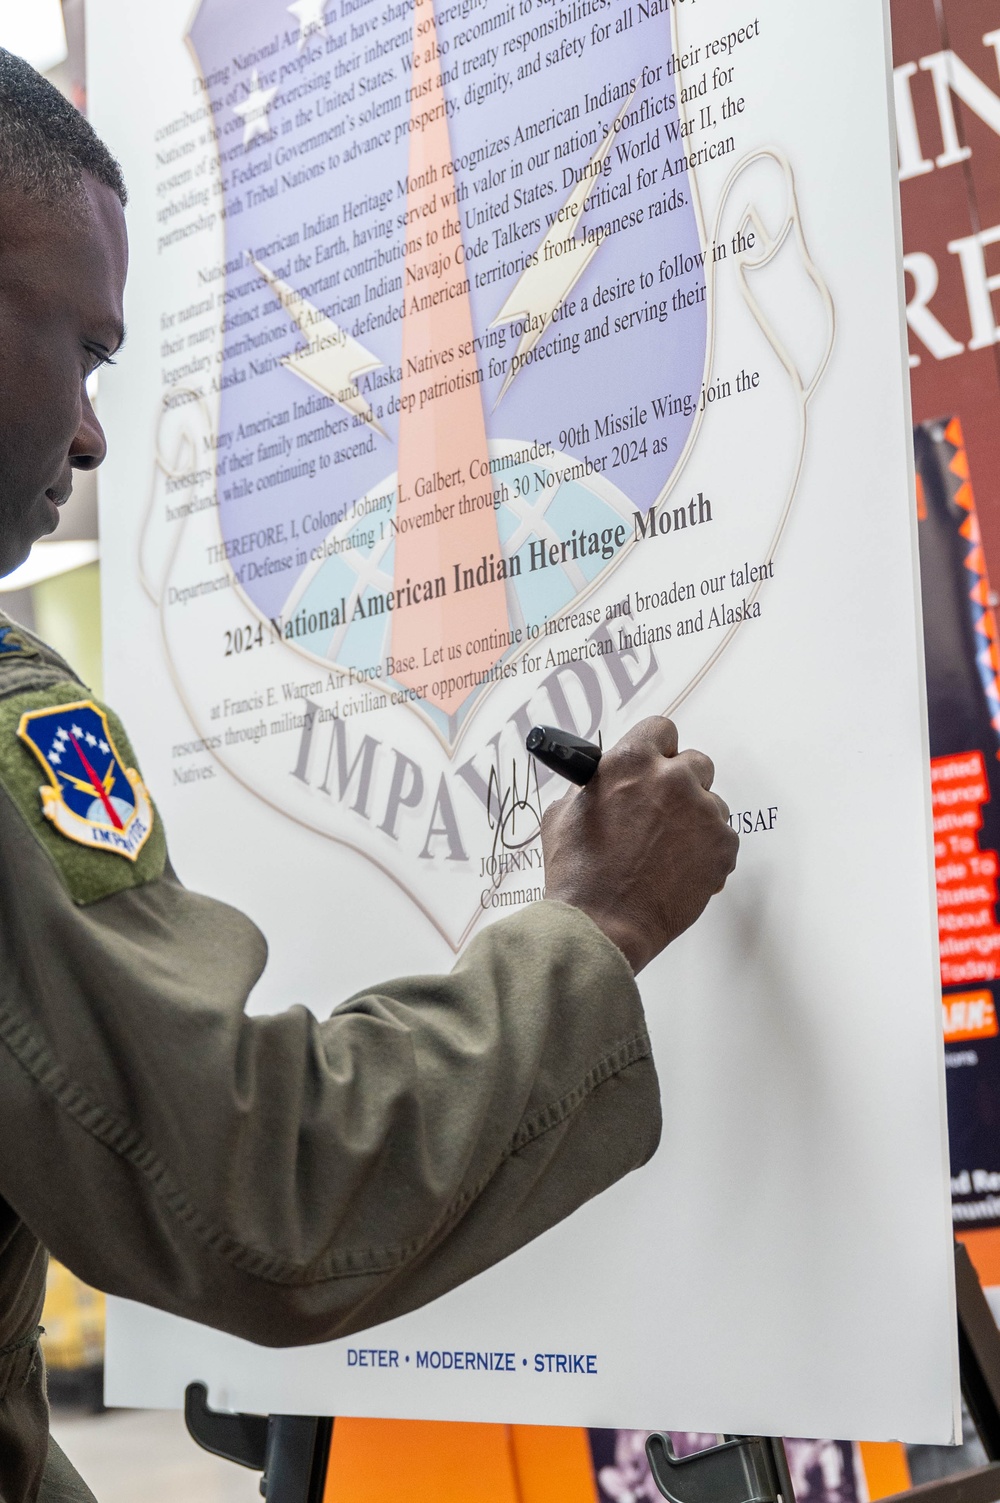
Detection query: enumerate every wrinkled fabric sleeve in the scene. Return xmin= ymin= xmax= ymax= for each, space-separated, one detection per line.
xmin=0 ymin=782 xmax=660 ymax=1347
xmin=39 ymin=1439 xmax=97 ymax=1503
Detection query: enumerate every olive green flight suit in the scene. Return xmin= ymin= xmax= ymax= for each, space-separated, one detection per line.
xmin=0 ymin=618 xmax=660 ymax=1503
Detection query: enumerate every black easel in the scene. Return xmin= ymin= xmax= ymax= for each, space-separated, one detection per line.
xmin=184 ymin=1384 xmax=331 ymax=1501
xmin=183 ymin=1242 xmax=1000 ymax=1503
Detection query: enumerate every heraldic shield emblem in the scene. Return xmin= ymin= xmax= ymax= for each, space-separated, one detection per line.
xmin=18 ymin=702 xmax=154 ymax=861
xmin=186 ymin=0 xmax=707 ymax=736
xmin=145 ymin=0 xmax=832 ymax=942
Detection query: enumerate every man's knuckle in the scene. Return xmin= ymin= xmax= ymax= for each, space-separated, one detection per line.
xmin=687 ymin=749 xmax=714 ymax=780
xmin=608 ymin=743 xmax=650 ymax=780
xmin=670 ymin=761 xmax=702 ymax=795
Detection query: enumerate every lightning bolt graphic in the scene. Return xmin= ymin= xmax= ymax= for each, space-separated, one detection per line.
xmin=58 ymin=763 xmax=116 ymax=798
xmin=251 ymin=256 xmax=387 ymax=438
xmin=490 ymin=88 xmax=637 ymax=408
xmin=68 ymin=733 xmax=123 ymax=830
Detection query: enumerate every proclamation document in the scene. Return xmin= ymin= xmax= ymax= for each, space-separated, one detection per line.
xmin=88 ymin=0 xmax=960 ymax=1441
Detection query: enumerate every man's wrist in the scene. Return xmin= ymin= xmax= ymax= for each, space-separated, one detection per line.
xmin=545 ymin=891 xmax=642 ymax=973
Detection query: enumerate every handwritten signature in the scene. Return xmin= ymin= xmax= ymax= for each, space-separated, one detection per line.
xmin=486 ymin=755 xmax=543 ymax=863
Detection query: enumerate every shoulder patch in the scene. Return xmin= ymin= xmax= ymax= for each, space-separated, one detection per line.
xmin=18 ymin=700 xmax=154 ymax=861
xmin=0 ymin=684 xmax=166 ymax=904
xmin=0 ymin=624 xmax=37 ymax=659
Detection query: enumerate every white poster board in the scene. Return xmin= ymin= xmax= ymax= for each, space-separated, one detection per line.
xmin=88 ymin=0 xmax=959 ymax=1442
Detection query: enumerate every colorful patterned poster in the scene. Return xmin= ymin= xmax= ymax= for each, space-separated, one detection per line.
xmin=918 ymin=419 xmax=1000 ymax=1226
xmin=91 ymin=0 xmax=957 ymax=1443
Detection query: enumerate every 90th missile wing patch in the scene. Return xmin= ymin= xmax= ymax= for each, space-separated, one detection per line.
xmin=0 ymin=685 xmax=165 ymax=904
xmin=17 ymin=700 xmax=154 ymax=860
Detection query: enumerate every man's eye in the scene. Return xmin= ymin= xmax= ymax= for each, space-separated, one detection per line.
xmin=83 ymin=343 xmax=116 ymax=372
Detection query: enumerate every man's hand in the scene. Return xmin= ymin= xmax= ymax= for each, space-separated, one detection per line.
xmin=541 ymin=718 xmax=739 ymax=973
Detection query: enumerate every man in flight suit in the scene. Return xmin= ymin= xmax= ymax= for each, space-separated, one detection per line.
xmin=0 ymin=51 xmax=739 ymax=1502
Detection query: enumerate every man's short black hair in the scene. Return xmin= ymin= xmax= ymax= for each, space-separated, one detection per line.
xmin=0 ymin=47 xmax=126 ymax=208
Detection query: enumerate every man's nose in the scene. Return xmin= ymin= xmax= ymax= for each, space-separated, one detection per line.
xmin=69 ymin=394 xmax=108 ymax=471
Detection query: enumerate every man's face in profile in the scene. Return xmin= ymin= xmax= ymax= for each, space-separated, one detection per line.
xmin=0 ymin=172 xmax=127 ymax=577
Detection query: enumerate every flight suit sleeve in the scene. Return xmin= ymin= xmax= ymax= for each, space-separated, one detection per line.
xmin=0 ymin=752 xmax=660 ymax=1346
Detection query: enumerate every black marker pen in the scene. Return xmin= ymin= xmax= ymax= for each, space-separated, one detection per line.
xmin=525 ymin=726 xmax=602 ymax=787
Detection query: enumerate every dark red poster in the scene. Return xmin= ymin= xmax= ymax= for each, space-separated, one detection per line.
xmin=895 ymin=0 xmax=1000 ymax=576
